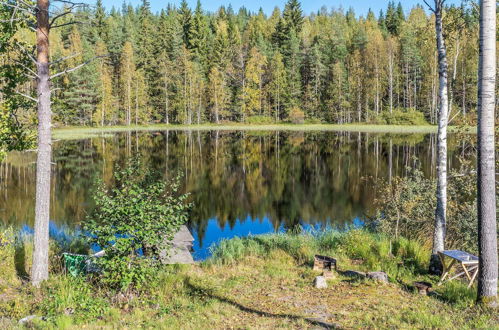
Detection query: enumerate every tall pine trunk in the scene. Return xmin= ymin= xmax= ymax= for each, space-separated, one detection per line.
xmin=31 ymin=0 xmax=52 ymax=286
xmin=477 ymin=0 xmax=497 ymax=306
xmin=429 ymin=0 xmax=449 ymax=274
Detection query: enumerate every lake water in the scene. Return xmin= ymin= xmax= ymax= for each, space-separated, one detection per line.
xmin=0 ymin=130 xmax=473 ymax=259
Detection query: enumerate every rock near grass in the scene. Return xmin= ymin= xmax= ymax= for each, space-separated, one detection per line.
xmin=314 ymin=276 xmax=328 ymax=289
xmin=367 ymin=271 xmax=388 ymax=283
xmin=343 ymin=270 xmax=367 ymax=278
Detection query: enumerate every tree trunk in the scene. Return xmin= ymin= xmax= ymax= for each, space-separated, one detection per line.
xmin=31 ymin=0 xmax=51 ymax=287
xmin=164 ymin=71 xmax=169 ymax=124
xmin=477 ymin=0 xmax=497 ymax=306
xmin=429 ymin=0 xmax=449 ymax=275
xmin=388 ymin=39 xmax=394 ymax=114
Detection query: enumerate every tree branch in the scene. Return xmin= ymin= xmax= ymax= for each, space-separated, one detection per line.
xmin=50 ymin=20 xmax=84 ymax=29
xmin=423 ymin=0 xmax=435 ymax=13
xmin=13 ymin=59 xmax=39 ymax=78
xmin=49 ymin=2 xmax=87 ymax=26
xmin=50 ymin=55 xmax=108 ymax=80
xmin=0 ymin=2 xmax=35 ymax=16
xmin=14 ymin=42 xmax=37 ymax=64
xmin=49 ymin=52 xmax=81 ymax=66
xmin=15 ymin=91 xmax=37 ymax=103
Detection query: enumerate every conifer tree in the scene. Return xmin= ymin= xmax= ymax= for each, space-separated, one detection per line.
xmin=283 ymin=0 xmax=303 ymax=33
xmin=179 ymin=0 xmax=193 ymax=47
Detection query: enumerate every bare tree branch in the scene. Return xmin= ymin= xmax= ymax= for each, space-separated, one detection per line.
xmin=50 ymin=20 xmax=84 ymax=29
xmin=49 ymin=2 xmax=87 ymax=26
xmin=50 ymin=55 xmax=108 ymax=80
xmin=423 ymin=0 xmax=435 ymax=13
xmin=15 ymin=91 xmax=37 ymax=103
xmin=0 ymin=18 xmax=24 ymax=23
xmin=52 ymin=0 xmax=88 ymax=5
xmin=14 ymin=42 xmax=37 ymax=64
xmin=0 ymin=2 xmax=35 ymax=16
xmin=13 ymin=59 xmax=39 ymax=78
xmin=49 ymin=52 xmax=81 ymax=66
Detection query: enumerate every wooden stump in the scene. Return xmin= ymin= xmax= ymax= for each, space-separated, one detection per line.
xmin=413 ymin=281 xmax=432 ymax=295
xmin=313 ymin=255 xmax=337 ymax=271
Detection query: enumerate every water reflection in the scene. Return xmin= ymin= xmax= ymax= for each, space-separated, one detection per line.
xmin=0 ymin=130 xmax=473 ymax=258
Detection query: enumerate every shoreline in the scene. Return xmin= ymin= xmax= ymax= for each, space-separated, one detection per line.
xmin=52 ymin=123 xmax=476 ymax=140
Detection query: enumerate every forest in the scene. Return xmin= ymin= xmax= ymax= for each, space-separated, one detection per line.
xmin=0 ymin=0 xmax=498 ymax=326
xmin=2 ymin=0 xmax=484 ymax=127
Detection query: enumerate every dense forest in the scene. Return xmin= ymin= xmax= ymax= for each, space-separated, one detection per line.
xmin=1 ymin=0 xmax=486 ymax=126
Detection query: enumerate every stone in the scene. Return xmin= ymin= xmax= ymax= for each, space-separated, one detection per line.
xmin=161 ymin=225 xmax=195 ymax=264
xmin=367 ymin=271 xmax=389 ymax=282
xmin=323 ymin=270 xmax=336 ymax=280
xmin=343 ymin=270 xmax=367 ymax=278
xmin=314 ymin=276 xmax=328 ymax=289
xmin=19 ymin=315 xmax=41 ymax=324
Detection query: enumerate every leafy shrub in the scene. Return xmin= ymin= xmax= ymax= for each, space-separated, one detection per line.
xmin=246 ymin=115 xmax=274 ymax=124
xmin=84 ymin=158 xmax=191 ymax=291
xmin=370 ymin=163 xmax=490 ymax=254
xmin=288 ymin=106 xmax=305 ymax=124
xmin=0 ymin=105 xmax=35 ymax=161
xmin=374 ymin=108 xmax=428 ymax=125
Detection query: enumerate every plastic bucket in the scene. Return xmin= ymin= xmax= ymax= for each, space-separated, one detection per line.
xmin=63 ymin=253 xmax=88 ymax=276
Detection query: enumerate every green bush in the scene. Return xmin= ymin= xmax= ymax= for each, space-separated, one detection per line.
xmin=84 ymin=158 xmax=191 ymax=291
xmin=370 ymin=163 xmax=488 ymax=254
xmin=374 ymin=108 xmax=428 ymax=125
xmin=288 ymin=106 xmax=305 ymax=124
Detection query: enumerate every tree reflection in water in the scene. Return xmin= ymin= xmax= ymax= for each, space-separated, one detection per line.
xmin=0 ymin=130 xmax=474 ymax=258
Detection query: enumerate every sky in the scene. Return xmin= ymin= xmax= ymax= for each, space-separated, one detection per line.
xmin=97 ymin=0 xmax=464 ymax=16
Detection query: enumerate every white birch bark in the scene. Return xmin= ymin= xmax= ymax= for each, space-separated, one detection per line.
xmin=477 ymin=0 xmax=498 ymax=306
xmin=429 ymin=0 xmax=449 ymax=274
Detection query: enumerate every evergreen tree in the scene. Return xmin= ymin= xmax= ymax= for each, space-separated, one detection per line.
xmin=283 ymin=0 xmax=303 ymax=33
xmin=189 ymin=0 xmax=210 ymax=66
xmin=179 ymin=0 xmax=193 ymax=47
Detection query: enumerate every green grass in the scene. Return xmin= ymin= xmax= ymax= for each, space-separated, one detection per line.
xmin=52 ymin=123 xmax=477 ymax=140
xmin=0 ymin=228 xmax=497 ymax=329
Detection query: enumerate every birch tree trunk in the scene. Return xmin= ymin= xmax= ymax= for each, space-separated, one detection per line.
xmin=31 ymin=0 xmax=52 ymax=286
xmin=388 ymin=39 xmax=394 ymax=114
xmin=429 ymin=0 xmax=449 ymax=274
xmin=477 ymin=0 xmax=497 ymax=306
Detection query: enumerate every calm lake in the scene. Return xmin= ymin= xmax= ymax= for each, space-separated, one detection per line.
xmin=0 ymin=130 xmax=473 ymax=259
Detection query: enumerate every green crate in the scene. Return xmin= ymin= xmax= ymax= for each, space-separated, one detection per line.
xmin=63 ymin=253 xmax=88 ymax=276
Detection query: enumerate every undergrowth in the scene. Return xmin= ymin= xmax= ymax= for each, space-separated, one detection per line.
xmin=0 ymin=227 xmax=496 ymax=328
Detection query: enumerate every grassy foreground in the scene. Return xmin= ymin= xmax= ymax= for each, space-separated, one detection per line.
xmin=0 ymin=229 xmax=497 ymax=329
xmin=52 ymin=123 xmax=476 ymax=140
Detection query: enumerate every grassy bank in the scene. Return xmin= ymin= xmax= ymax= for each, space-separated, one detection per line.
xmin=52 ymin=123 xmax=476 ymax=140
xmin=0 ymin=229 xmax=496 ymax=329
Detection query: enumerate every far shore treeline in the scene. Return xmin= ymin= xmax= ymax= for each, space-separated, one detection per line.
xmin=4 ymin=0 xmax=484 ymax=127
